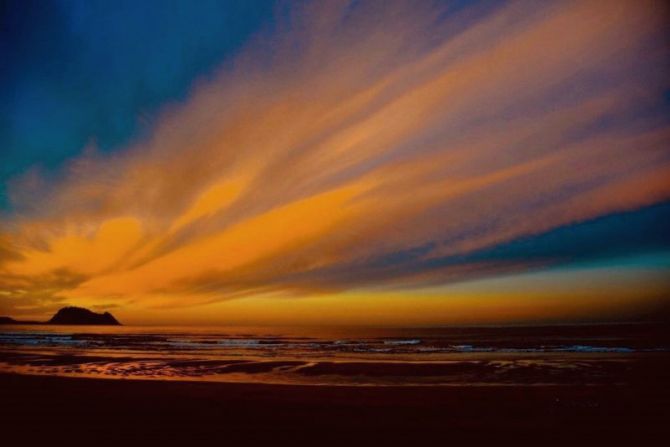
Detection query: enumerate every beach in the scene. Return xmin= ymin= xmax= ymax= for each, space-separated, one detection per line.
xmin=2 ymin=323 xmax=668 ymax=445
xmin=2 ymin=372 xmax=669 ymax=445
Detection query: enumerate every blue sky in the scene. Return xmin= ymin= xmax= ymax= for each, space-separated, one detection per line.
xmin=1 ymin=0 xmax=275 ymax=206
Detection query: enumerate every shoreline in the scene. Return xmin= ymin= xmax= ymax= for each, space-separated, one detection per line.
xmin=1 ymin=348 xmax=666 ymax=387
xmin=0 ymin=366 xmax=653 ymax=387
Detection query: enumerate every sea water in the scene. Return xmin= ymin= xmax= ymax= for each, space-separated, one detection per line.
xmin=0 ymin=323 xmax=667 ymax=386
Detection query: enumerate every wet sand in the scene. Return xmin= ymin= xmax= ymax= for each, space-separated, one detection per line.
xmin=1 ymin=372 xmax=668 ymax=446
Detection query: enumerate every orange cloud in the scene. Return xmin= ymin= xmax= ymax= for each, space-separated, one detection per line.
xmin=1 ymin=0 xmax=669 ymax=323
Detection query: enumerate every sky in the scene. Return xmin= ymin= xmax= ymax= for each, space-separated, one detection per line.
xmin=0 ymin=0 xmax=669 ymax=326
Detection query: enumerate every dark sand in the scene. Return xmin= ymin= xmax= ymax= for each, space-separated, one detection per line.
xmin=1 ymin=373 xmax=668 ymax=446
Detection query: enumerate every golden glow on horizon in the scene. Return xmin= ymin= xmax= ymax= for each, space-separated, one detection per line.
xmin=111 ymin=266 xmax=670 ymax=327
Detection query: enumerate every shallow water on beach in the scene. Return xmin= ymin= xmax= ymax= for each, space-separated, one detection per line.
xmin=0 ymin=323 xmax=668 ymax=386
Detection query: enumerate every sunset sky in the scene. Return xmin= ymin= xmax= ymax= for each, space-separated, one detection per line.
xmin=1 ymin=0 xmax=669 ymax=326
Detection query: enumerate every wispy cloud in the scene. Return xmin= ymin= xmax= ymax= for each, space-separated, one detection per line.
xmin=1 ymin=0 xmax=669 ymax=319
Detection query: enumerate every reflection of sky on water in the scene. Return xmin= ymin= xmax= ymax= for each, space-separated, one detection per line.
xmin=0 ymin=324 xmax=667 ymax=385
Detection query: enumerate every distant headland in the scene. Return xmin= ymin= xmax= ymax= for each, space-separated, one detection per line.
xmin=0 ymin=306 xmax=121 ymax=326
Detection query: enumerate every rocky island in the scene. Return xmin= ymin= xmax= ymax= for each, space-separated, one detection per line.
xmin=0 ymin=306 xmax=121 ymax=326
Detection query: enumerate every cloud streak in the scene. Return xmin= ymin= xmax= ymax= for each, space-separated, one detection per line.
xmin=1 ymin=0 xmax=669 ymax=320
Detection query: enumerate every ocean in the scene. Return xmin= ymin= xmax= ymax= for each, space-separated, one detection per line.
xmin=0 ymin=323 xmax=668 ymax=386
